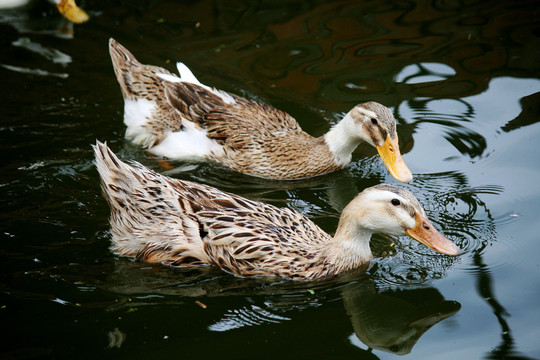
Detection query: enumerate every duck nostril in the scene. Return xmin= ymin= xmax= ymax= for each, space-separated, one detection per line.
xmin=423 ymin=223 xmax=430 ymax=230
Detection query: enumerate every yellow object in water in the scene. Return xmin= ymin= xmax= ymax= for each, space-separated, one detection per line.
xmin=55 ymin=0 xmax=89 ymax=23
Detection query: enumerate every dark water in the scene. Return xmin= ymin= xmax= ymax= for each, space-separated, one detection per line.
xmin=1 ymin=0 xmax=539 ymax=359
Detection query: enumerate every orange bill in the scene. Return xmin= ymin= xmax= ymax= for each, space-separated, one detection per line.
xmin=56 ymin=0 xmax=89 ymax=24
xmin=405 ymin=213 xmax=460 ymax=256
xmin=376 ymin=134 xmax=413 ymax=183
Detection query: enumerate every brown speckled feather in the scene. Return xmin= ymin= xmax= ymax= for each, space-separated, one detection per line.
xmin=164 ymin=81 xmax=342 ymax=178
xmin=94 ymin=141 xmax=337 ymax=279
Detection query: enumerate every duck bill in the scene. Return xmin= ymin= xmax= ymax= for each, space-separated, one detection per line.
xmin=56 ymin=0 xmax=89 ymax=24
xmin=376 ymin=135 xmax=413 ymax=183
xmin=405 ymin=213 xmax=460 ymax=256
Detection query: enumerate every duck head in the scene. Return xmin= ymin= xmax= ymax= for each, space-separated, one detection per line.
xmin=348 ymin=102 xmax=413 ymax=183
xmin=349 ymin=184 xmax=460 ymax=256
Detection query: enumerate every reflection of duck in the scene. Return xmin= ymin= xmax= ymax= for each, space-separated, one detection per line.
xmin=102 ymin=260 xmax=459 ymax=355
xmin=0 ymin=0 xmax=88 ymax=23
xmin=94 ymin=141 xmax=458 ymax=280
xmin=342 ymin=282 xmax=460 ymax=355
xmin=108 ymin=39 xmax=412 ymax=182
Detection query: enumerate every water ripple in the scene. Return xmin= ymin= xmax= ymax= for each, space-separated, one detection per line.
xmin=208 ymin=304 xmax=291 ymax=332
xmin=410 ymin=175 xmax=502 ymax=252
xmin=1 ymin=63 xmax=68 ymax=78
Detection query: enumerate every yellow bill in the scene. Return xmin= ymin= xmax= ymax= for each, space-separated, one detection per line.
xmin=405 ymin=213 xmax=460 ymax=256
xmin=56 ymin=0 xmax=89 ymax=24
xmin=376 ymin=134 xmax=413 ymax=183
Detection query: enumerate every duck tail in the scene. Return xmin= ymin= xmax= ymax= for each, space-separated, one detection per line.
xmin=109 ymin=38 xmax=144 ymax=99
xmin=93 ymin=141 xmax=210 ymax=265
xmin=109 ymin=38 xmax=140 ymax=68
xmin=93 ymin=140 xmax=133 ymax=205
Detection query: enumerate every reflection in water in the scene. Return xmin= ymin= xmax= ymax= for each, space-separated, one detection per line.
xmin=0 ymin=4 xmax=77 ymax=38
xmin=343 ymin=281 xmax=460 ymax=356
xmin=169 ymin=0 xmax=540 ymax=110
xmin=106 ymin=327 xmax=126 ymax=349
xmin=501 ymin=92 xmax=540 ymax=133
xmin=104 ymin=260 xmax=459 ymax=357
xmin=1 ymin=62 xmax=68 ymax=78
xmin=0 ymin=0 xmax=87 ymax=79
xmin=398 ymin=96 xmax=487 ymax=159
xmin=103 ymin=258 xmax=355 ymax=302
xmin=395 ymin=63 xmax=456 ymax=84
xmin=473 ymin=253 xmax=535 ymax=360
xmin=12 ymin=37 xmax=71 ymax=64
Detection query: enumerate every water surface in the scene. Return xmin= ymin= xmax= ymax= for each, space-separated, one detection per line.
xmin=1 ymin=0 xmax=539 ymax=359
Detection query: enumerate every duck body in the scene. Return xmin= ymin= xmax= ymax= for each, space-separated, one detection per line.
xmin=94 ymin=141 xmax=458 ymax=280
xmin=109 ymin=38 xmax=412 ymax=182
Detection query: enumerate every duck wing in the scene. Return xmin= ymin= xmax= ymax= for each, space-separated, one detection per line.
xmin=164 ymin=81 xmax=338 ymax=178
xmin=94 ymin=141 xmax=329 ymax=277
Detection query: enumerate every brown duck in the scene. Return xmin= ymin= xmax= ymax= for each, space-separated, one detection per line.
xmin=94 ymin=141 xmax=458 ymax=280
xmin=109 ymin=38 xmax=412 ymax=181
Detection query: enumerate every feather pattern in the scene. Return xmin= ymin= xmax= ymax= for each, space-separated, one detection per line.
xmin=94 ymin=142 xmax=458 ymax=280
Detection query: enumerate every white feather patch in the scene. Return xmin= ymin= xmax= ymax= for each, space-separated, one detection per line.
xmin=362 ymin=189 xmax=408 ymax=204
xmin=356 ymin=107 xmax=377 ymax=120
xmin=324 ymin=113 xmax=359 ymax=166
xmin=148 ymin=120 xmax=225 ymax=159
xmin=156 ymin=72 xmax=181 ymax=83
xmin=176 ymin=62 xmax=201 ymax=85
xmin=124 ymin=98 xmax=156 ymax=147
xmin=212 ymin=89 xmax=236 ymax=105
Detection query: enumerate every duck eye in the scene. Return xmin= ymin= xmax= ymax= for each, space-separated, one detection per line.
xmin=391 ymin=199 xmax=400 ymax=206
xmin=370 ymin=118 xmax=377 ymax=125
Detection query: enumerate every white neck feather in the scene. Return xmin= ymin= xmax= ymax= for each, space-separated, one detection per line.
xmin=323 ymin=209 xmax=374 ymax=269
xmin=324 ymin=113 xmax=363 ymax=166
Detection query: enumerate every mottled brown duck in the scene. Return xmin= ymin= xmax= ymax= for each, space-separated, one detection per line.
xmin=109 ymin=38 xmax=412 ymax=182
xmin=94 ymin=141 xmax=458 ymax=280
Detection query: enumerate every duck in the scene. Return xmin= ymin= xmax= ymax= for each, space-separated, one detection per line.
xmin=94 ymin=141 xmax=458 ymax=280
xmin=108 ymin=38 xmax=412 ymax=182
xmin=0 ymin=0 xmax=89 ymax=23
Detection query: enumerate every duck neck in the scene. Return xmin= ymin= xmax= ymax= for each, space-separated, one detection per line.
xmin=324 ymin=113 xmax=363 ymax=167
xmin=322 ymin=211 xmax=374 ymax=275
